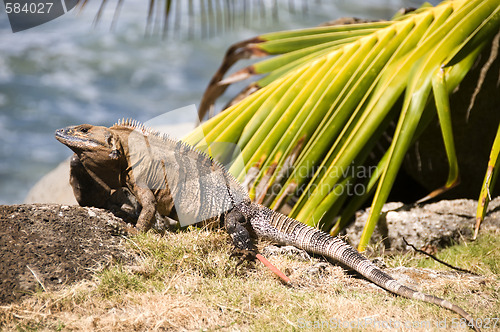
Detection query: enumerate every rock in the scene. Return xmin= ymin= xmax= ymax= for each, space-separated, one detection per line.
xmin=345 ymin=197 xmax=500 ymax=251
xmin=24 ymin=158 xmax=77 ymax=205
xmin=0 ymin=204 xmax=137 ymax=304
xmin=263 ymin=245 xmax=311 ymax=261
xmin=304 ymin=262 xmax=331 ymax=277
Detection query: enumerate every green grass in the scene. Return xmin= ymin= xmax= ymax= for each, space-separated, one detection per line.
xmin=2 ymin=228 xmax=499 ymax=331
xmin=386 ymin=232 xmax=500 ymax=276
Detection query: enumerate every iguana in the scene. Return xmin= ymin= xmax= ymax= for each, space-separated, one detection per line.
xmin=55 ymin=119 xmax=480 ymax=331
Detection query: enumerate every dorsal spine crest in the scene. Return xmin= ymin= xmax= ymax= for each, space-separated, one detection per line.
xmin=112 ymin=118 xmax=235 ymax=180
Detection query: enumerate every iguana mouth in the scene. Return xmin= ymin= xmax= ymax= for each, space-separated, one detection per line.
xmin=55 ymin=128 xmax=100 ymax=149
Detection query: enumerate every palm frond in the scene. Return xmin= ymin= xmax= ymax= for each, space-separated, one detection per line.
xmin=186 ymin=0 xmax=500 ymax=250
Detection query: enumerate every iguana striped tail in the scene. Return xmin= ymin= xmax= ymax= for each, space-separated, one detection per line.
xmin=245 ymin=203 xmax=480 ymax=332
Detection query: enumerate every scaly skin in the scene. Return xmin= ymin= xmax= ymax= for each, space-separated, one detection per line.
xmin=55 ymin=122 xmax=175 ymax=231
xmin=55 ymin=119 xmax=480 ymax=331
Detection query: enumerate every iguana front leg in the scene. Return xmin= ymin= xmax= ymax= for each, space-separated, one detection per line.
xmin=224 ymin=208 xmax=257 ymax=260
xmin=225 ymin=208 xmax=291 ymax=283
xmin=134 ymin=186 xmax=157 ymax=232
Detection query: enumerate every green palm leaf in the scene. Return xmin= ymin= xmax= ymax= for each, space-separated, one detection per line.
xmin=186 ymin=0 xmax=500 ymax=251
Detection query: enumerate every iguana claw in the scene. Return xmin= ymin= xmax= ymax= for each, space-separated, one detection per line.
xmin=230 ymin=248 xmax=257 ymax=262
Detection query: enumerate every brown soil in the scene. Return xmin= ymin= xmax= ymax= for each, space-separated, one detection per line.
xmin=0 ymin=204 xmax=136 ymax=305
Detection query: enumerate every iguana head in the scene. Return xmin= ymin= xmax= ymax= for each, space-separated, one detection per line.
xmin=55 ymin=124 xmax=125 ymax=165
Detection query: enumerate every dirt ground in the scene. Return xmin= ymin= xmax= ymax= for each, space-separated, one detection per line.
xmin=0 ymin=204 xmax=136 ymax=305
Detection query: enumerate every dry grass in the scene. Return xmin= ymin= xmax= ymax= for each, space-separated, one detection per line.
xmin=1 ymin=228 xmax=498 ymax=331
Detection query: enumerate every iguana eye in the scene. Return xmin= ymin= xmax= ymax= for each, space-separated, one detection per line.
xmin=80 ymin=127 xmax=89 ymax=133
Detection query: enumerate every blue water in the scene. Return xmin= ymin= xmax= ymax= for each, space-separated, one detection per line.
xmin=0 ymin=0 xmax=437 ymax=204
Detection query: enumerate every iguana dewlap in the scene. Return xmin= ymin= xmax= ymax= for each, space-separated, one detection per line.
xmin=55 ymin=119 xmax=481 ymax=331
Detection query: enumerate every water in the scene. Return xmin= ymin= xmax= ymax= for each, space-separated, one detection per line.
xmin=0 ymin=0 xmax=437 ymax=204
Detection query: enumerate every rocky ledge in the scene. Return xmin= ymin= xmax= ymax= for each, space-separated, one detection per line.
xmin=0 ymin=204 xmax=136 ymax=305
xmin=345 ymin=197 xmax=500 ymax=251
